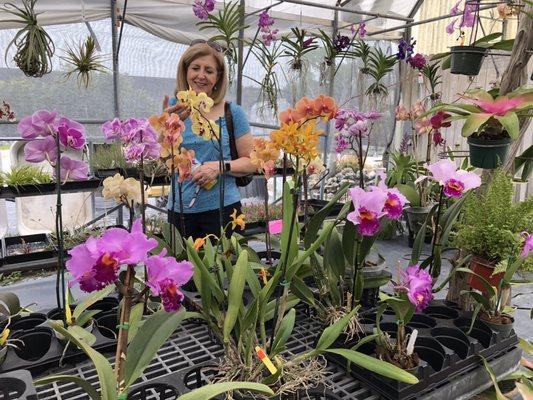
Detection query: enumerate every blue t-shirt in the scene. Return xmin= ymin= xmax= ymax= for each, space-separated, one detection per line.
xmin=167 ymin=102 xmax=250 ymax=213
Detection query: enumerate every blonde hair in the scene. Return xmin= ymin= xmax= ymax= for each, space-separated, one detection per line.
xmin=175 ymin=43 xmax=228 ymax=105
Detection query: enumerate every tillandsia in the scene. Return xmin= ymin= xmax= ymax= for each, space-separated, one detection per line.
xmin=376 ymin=264 xmax=433 ymax=370
xmin=35 ymin=220 xmax=194 ymax=398
xmin=280 ymin=27 xmax=317 ymax=71
xmin=18 ymin=110 xmax=89 ymax=183
xmin=61 ymin=36 xmax=107 ymax=89
xmin=2 ymin=0 xmax=55 ymax=77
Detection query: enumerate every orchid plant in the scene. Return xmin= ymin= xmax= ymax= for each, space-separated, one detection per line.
xmin=445 ymin=0 xmax=479 ymax=44
xmin=36 ymin=220 xmax=194 ymax=398
xmin=429 ymin=87 xmax=533 ymax=140
xmin=376 ymin=264 xmax=433 ymax=370
xmin=280 ymin=27 xmax=317 ymax=71
xmin=0 ymin=100 xmax=15 ymax=121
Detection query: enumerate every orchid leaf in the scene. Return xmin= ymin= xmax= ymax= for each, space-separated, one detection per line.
xmin=314 ymin=307 xmax=358 ymax=352
xmin=461 ymin=113 xmax=493 ymax=137
xmin=73 ymin=285 xmax=115 ymax=319
xmin=223 ymin=250 xmax=248 ymax=343
xmin=456 ymin=268 xmax=496 ymax=297
xmin=270 ymin=308 xmax=295 ymax=357
xmin=177 ymin=382 xmax=274 ymax=400
xmin=480 ymin=355 xmax=509 ymax=400
xmin=396 ymin=184 xmax=420 ymax=207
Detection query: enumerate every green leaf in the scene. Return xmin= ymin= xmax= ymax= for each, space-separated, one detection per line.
xmin=49 ymin=321 xmax=117 ymax=399
xmin=75 ymin=310 xmax=101 ymax=328
xmin=461 ymin=290 xmax=491 ymax=310
xmin=315 ymin=307 xmax=358 ymax=352
xmin=396 ymin=184 xmax=420 ymax=207
xmin=489 ymin=39 xmax=514 ymax=51
xmin=461 ymin=113 xmax=493 ymax=137
xmin=176 ymin=381 xmax=274 ymax=400
xmin=67 ymin=325 xmax=97 ymax=346
xmin=519 ymin=338 xmax=533 ymax=355
xmin=290 ymin=276 xmax=316 ymax=306
xmin=34 ymin=375 xmax=100 ymax=400
xmin=223 ymin=250 xmax=248 ymax=343
xmin=472 ymin=32 xmax=502 ymax=45
xmin=326 ymin=349 xmax=419 ymax=384
xmin=456 ymin=267 xmax=496 ymax=297
xmin=270 ymin=308 xmax=295 ymax=356
xmin=73 ymin=286 xmax=115 ymax=319
xmin=494 ymin=112 xmax=520 ymax=140
xmin=280 ymin=181 xmax=299 ymax=269
xmin=480 ymin=355 xmax=509 ymax=400
xmin=123 ymin=309 xmax=186 ymax=389
xmin=324 ymin=227 xmax=345 ymax=278
xmin=0 ymin=292 xmax=21 ymax=316
xmin=127 ymin=302 xmax=145 ymax=344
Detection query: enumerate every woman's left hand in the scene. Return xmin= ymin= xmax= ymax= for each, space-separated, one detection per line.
xmin=192 ymin=161 xmax=220 ymax=186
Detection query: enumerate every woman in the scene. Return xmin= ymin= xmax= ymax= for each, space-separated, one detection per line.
xmin=164 ymin=41 xmax=256 ymax=240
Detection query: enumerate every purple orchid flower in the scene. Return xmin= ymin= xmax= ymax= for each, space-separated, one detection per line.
xmin=407 ymin=53 xmax=427 ymax=70
xmin=335 ymin=135 xmax=349 ymax=153
xmin=421 ymin=158 xmax=481 ymax=198
xmin=521 ymin=232 xmax=532 ymax=258
xmin=67 ymin=220 xmax=158 ymax=292
xmin=450 ymin=0 xmax=462 ymax=15
xmin=146 ymin=249 xmax=194 ymax=312
xmin=192 ymin=0 xmax=213 ymax=20
xmin=101 ymin=118 xmax=123 ymax=141
xmin=347 ymin=186 xmax=387 ymax=236
xmin=446 ymin=19 xmax=457 ymax=34
xmin=24 ymin=136 xmax=58 ymax=164
xmin=57 ymin=156 xmax=89 ymax=182
xmin=303 ymin=37 xmax=315 ymax=48
xmin=401 ymin=264 xmax=433 ymax=312
xmin=57 ymin=117 xmax=86 ymax=150
xmin=18 ymin=110 xmax=58 ymax=139
xmin=397 ymin=38 xmax=416 ymax=61
xmin=375 ymin=172 xmax=409 ymax=220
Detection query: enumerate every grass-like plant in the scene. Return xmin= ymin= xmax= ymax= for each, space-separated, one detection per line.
xmin=1 ymin=164 xmax=52 ymax=186
xmin=61 ymin=36 xmax=107 ymax=89
xmin=2 ymin=0 xmax=55 ymax=77
xmin=90 ymin=144 xmax=127 ymax=170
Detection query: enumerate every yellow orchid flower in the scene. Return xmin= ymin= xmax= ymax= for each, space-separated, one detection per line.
xmin=177 ymin=88 xmax=198 ymax=106
xmin=230 ymin=209 xmax=245 ymax=231
xmin=193 ymin=92 xmax=214 ymax=113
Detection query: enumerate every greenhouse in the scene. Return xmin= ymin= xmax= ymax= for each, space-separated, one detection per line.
xmin=0 ymin=0 xmax=532 ymax=399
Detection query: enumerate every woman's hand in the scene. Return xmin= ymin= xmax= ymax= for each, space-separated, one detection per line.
xmin=192 ymin=161 xmax=220 ymax=186
xmin=162 ymin=95 xmax=191 ymax=120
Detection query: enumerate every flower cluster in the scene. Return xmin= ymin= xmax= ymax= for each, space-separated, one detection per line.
xmin=333 ymin=35 xmax=350 ymax=53
xmin=419 ymin=158 xmax=481 ymax=198
xmin=170 ymin=148 xmax=196 ymax=182
xmin=67 ymin=220 xmax=193 ymax=311
xmin=270 ymin=120 xmax=322 ymax=163
xmin=429 ymin=111 xmax=451 ymax=146
xmin=176 ymin=90 xmax=219 ymax=140
xmin=351 ymin=22 xmax=366 ymax=38
xmin=395 ymin=101 xmax=438 ymax=136
xmin=279 ymin=95 xmax=337 ymax=124
xmin=395 ymin=264 xmax=433 ymax=312
xmin=149 ymin=112 xmax=185 ymax=158
xmin=230 ymin=208 xmax=245 ymax=230
xmin=446 ymin=0 xmax=478 ymax=37
xmin=102 ymin=173 xmax=141 ymax=207
xmin=102 ymin=118 xmax=160 ymax=163
xmin=521 ymin=232 xmax=532 ymax=258
xmin=396 ymin=38 xmax=416 ymax=61
xmin=334 ymin=108 xmax=381 ymax=153
xmin=0 ymin=101 xmax=15 ymax=122
xmin=250 ymin=137 xmax=280 ymax=180
xmin=193 ymin=0 xmax=215 ymax=20
xmin=18 ymin=110 xmax=88 ymax=182
xmin=258 ymin=10 xmax=278 ymax=46
xmin=407 ymin=53 xmax=426 ymax=70
xmin=347 ymin=173 xmax=408 ymax=236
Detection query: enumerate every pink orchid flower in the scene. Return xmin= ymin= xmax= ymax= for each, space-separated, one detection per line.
xmin=521 ymin=232 xmax=532 ymax=258
xmin=375 ymin=172 xmax=409 ymax=220
xmin=18 ymin=110 xmax=58 ymax=139
xmin=67 ymin=220 xmax=158 ymax=292
xmin=146 ymin=249 xmax=194 ymax=312
xmin=347 ymin=186 xmax=387 ymax=236
xmin=57 ymin=117 xmax=86 ymax=150
xmin=24 ymin=136 xmax=58 ymax=164
xmin=401 ymin=264 xmax=433 ymax=312
xmin=423 ymin=158 xmax=481 ymax=198
xmin=57 ymin=156 xmax=89 ymax=182
xmin=102 ymin=118 xmax=123 ymax=140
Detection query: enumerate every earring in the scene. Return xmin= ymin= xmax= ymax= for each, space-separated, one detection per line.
xmin=213 ymin=84 xmax=218 ymax=91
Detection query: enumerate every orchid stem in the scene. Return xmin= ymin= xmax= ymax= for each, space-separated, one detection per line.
xmin=429 ymin=187 xmax=445 ymax=278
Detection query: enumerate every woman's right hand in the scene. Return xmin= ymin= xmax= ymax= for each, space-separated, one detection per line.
xmin=163 ymin=95 xmax=191 ymax=120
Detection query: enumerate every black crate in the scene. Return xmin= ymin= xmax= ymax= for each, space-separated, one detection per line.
xmin=1 ymin=234 xmax=56 ymax=265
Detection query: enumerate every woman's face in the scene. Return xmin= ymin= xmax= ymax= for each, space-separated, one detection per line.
xmin=186 ymin=54 xmax=219 ymax=97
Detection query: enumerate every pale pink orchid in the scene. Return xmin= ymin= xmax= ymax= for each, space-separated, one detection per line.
xmin=101 ymin=118 xmax=123 ymax=140
xmin=67 ymin=220 xmax=158 ymax=292
xmin=347 ymin=186 xmax=387 ymax=236
xmin=421 ymin=158 xmax=481 ymax=198
xmin=146 ymin=249 xmax=193 ymax=311
xmin=521 ymin=232 xmax=532 ymax=258
xmin=57 ymin=156 xmax=89 ymax=182
xmin=18 ymin=110 xmax=58 ymax=139
xmin=24 ymin=136 xmax=58 ymax=164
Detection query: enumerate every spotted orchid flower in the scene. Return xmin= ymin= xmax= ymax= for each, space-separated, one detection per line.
xmin=420 ymin=158 xmax=481 ymax=198
xmin=347 ymin=186 xmax=387 ymax=236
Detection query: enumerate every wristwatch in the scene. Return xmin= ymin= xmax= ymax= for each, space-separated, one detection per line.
xmin=224 ymin=161 xmax=232 ymax=173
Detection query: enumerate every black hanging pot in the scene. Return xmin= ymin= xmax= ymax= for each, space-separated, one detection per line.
xmin=467 ymin=136 xmax=511 ymax=169
xmin=450 ymin=46 xmax=487 ymax=76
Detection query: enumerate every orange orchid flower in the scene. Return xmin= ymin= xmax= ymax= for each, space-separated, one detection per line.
xmin=167 ymin=148 xmax=195 ymax=182
xmin=313 ymin=95 xmax=337 ymax=121
xmin=278 ymin=108 xmax=303 ymax=125
xmin=294 ymin=97 xmax=316 ymax=119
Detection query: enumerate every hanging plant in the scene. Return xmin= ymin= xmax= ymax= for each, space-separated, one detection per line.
xmin=196 ymin=1 xmax=249 ymax=81
xmin=248 ymin=41 xmax=283 ymax=116
xmin=2 ymin=0 xmax=55 ymax=77
xmin=421 ymin=61 xmax=442 ymax=102
xmin=61 ymin=36 xmax=107 ymax=89
xmin=352 ymin=39 xmax=372 ymax=74
xmin=280 ymin=27 xmax=318 ymax=71
xmin=365 ymin=47 xmax=397 ymax=96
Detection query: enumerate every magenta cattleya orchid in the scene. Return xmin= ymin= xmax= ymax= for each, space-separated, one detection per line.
xmin=347 ymin=186 xmax=387 ymax=236
xmin=58 ymin=156 xmax=89 ymax=182
xmin=400 ymin=264 xmax=433 ymax=312
xmin=146 ymin=249 xmax=194 ymax=312
xmin=24 ymin=136 xmax=58 ymax=163
xmin=421 ymin=158 xmax=481 ymax=198
xmin=67 ymin=220 xmax=158 ymax=292
xmin=376 ymin=172 xmax=409 ymax=219
xmin=521 ymin=232 xmax=532 ymax=258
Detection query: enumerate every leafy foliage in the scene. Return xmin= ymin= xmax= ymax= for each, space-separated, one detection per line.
xmin=351 ymin=39 xmax=372 ymax=74
xmin=280 ymin=28 xmax=318 ymax=70
xmin=421 ymin=61 xmax=442 ymax=100
xmin=365 ymin=48 xmax=397 ymax=96
xmin=1 ymin=164 xmax=52 ymax=186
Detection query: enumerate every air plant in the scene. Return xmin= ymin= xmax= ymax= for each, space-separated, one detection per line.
xmin=248 ymin=41 xmax=283 ymax=116
xmin=365 ymin=47 xmax=397 ymax=96
xmin=280 ymin=27 xmax=318 ymax=71
xmin=61 ymin=36 xmax=107 ymax=89
xmin=2 ymin=0 xmax=55 ymax=77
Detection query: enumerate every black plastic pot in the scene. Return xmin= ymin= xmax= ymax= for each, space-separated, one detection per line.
xmin=127 ymin=383 xmax=179 ymax=400
xmin=450 ymin=46 xmax=486 ymax=76
xmin=467 ymin=136 xmax=511 ymax=169
xmin=431 ymin=327 xmax=471 ymax=359
xmin=95 ymin=168 xmax=121 ymax=178
xmin=87 ymin=297 xmax=119 ymax=313
xmin=10 ymin=313 xmax=47 ymax=331
xmin=481 ymin=315 xmax=514 ymax=339
xmin=414 ymin=337 xmax=447 ymax=372
xmin=12 ymin=327 xmax=53 ymax=361
xmin=407 ymin=313 xmax=437 ymax=329
xmin=454 ymin=317 xmax=493 ymax=348
xmin=404 ymin=206 xmax=433 ymax=248
xmin=423 ymin=306 xmax=459 ymax=320
xmin=95 ymin=311 xmax=118 ymax=339
xmin=0 ymin=370 xmax=38 ymax=400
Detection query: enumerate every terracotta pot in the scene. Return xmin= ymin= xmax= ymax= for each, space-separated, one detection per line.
xmin=468 ymin=256 xmax=504 ymax=293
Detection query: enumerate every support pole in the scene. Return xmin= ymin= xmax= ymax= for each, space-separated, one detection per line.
xmin=236 ymin=0 xmax=246 ymax=105
xmin=111 ymin=0 xmax=120 ymax=118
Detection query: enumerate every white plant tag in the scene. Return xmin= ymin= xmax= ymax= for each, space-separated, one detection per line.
xmin=406 ymin=329 xmax=418 ymax=356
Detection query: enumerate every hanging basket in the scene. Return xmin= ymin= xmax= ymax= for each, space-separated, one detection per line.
xmin=450 ymin=46 xmax=487 ymax=76
xmin=467 ymin=136 xmax=511 ymax=169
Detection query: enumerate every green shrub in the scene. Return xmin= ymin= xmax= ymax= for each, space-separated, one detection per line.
xmin=454 ymin=170 xmax=533 ymax=264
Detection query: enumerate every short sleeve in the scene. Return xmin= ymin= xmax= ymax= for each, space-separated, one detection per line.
xmin=230 ymin=103 xmax=250 ymax=138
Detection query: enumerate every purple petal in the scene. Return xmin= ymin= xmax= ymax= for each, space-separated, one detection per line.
xmin=24 ymin=136 xmax=58 ymax=163
xmin=446 ymin=19 xmax=457 ymax=34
